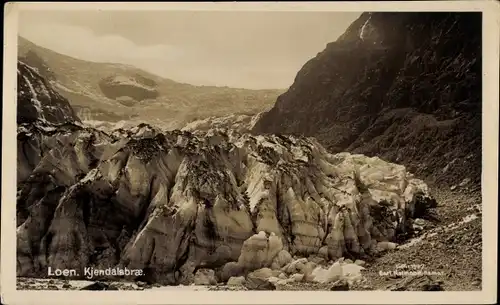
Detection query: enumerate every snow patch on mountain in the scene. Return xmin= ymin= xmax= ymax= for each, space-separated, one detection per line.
xmin=182 ymin=113 xmax=264 ymax=134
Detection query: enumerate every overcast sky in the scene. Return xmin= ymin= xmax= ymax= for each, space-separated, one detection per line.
xmin=18 ymin=10 xmax=361 ymax=89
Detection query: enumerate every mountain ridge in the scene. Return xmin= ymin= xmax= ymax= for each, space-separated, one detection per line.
xmin=19 ymin=36 xmax=287 ymax=91
xmin=18 ymin=36 xmax=284 ymax=128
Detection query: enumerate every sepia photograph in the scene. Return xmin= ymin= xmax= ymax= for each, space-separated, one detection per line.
xmin=2 ymin=1 xmax=499 ymax=304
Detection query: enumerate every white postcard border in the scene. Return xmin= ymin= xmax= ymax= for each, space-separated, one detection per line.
xmin=2 ymin=1 xmax=498 ymax=304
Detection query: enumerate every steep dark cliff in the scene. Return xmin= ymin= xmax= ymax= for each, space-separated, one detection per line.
xmin=253 ymin=12 xmax=482 ymax=188
xmin=17 ymin=60 xmax=80 ymax=125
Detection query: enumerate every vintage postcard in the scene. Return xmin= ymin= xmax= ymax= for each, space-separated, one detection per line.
xmin=2 ymin=1 xmax=499 ymax=304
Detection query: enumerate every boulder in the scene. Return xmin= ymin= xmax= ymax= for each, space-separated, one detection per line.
xmin=267 ymin=276 xmax=281 ymax=285
xmin=311 ymin=259 xmax=365 ymax=285
xmin=244 ymin=273 xmax=277 ymax=291
xmin=62 ymin=282 xmax=71 ymax=289
xmin=220 ymin=262 xmax=245 ymax=282
xmin=291 ymin=273 xmax=304 ymax=282
xmin=318 ymin=246 xmax=330 ymax=259
xmin=80 ymin=282 xmax=119 ymax=291
xmin=47 ymin=284 xmax=59 ymax=290
xmin=301 ymin=261 xmax=318 ymax=275
xmin=271 ymin=249 xmax=293 ymax=270
xmin=247 ymin=268 xmax=281 ymax=281
xmin=136 ymin=281 xmax=148 ymax=288
xmin=377 ymin=241 xmax=398 ymax=252
xmin=227 ymin=276 xmax=246 ymax=286
xmin=340 ymin=263 xmax=365 ymax=283
xmin=308 ymin=255 xmax=327 ymax=265
xmin=414 ymin=218 xmax=426 ymax=226
xmin=354 ymin=259 xmax=366 ymax=266
xmin=193 ymin=269 xmax=217 ymax=285
xmin=281 ymin=258 xmax=309 ymax=274
xmin=312 ymin=260 xmax=343 ymax=284
xmin=330 ymin=279 xmax=350 ymax=291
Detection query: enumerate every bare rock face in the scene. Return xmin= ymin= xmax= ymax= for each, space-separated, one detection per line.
xmin=193 ymin=269 xmax=217 ymax=285
xmin=253 ymin=12 xmax=481 ymax=188
xmin=17 ymin=60 xmax=80 ymax=125
xmin=17 ymin=121 xmax=437 ymax=284
xmin=98 ymin=75 xmax=159 ymax=102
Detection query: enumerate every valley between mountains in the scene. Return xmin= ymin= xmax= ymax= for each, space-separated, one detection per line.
xmin=16 ymin=12 xmax=482 ymax=291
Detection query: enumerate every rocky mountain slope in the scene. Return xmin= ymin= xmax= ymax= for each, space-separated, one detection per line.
xmin=19 ymin=37 xmax=283 ymax=128
xmin=17 ymin=61 xmax=80 ymax=125
xmin=253 ymin=12 xmax=482 ymax=188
